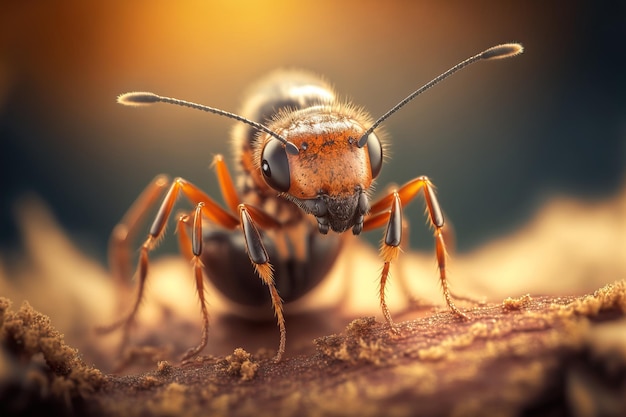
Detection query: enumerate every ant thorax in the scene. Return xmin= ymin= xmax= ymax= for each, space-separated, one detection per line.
xmin=232 ymin=71 xmax=381 ymax=234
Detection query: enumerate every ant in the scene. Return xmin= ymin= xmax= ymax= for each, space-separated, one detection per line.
xmin=99 ymin=43 xmax=523 ymax=363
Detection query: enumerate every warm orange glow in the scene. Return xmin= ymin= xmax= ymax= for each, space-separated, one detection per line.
xmin=0 ymin=1 xmax=545 ymax=152
xmin=1 ymin=1 xmax=619 ymax=373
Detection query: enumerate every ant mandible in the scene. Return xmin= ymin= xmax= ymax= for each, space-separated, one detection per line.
xmin=99 ymin=43 xmax=523 ymax=363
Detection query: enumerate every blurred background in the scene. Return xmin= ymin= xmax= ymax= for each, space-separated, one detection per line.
xmin=1 ymin=1 xmax=624 ymax=265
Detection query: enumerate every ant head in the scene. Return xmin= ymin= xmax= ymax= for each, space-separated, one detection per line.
xmin=257 ymin=106 xmax=384 ymax=234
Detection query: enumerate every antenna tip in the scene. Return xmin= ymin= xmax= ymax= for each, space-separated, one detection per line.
xmin=481 ymin=43 xmax=524 ymax=60
xmin=117 ymin=92 xmax=161 ymax=106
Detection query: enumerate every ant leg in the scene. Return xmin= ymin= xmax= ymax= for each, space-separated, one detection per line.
xmin=98 ymin=177 xmax=239 ymax=356
xmin=175 ymin=212 xmax=194 ymax=262
xmin=214 ymin=154 xmax=286 ymax=361
xmin=212 ymin=154 xmax=240 ymax=212
xmin=393 ymin=217 xmax=427 ymax=309
xmin=177 ymin=203 xmax=211 ymax=363
xmin=109 ymin=175 xmax=170 ymax=288
xmin=102 ymin=156 xmax=286 ymax=362
xmin=379 ymin=192 xmax=403 ymax=331
xmin=398 ymin=217 xmax=465 ymax=311
xmin=377 ymin=184 xmax=423 ymax=309
xmin=359 ymin=192 xmax=402 ymax=330
xmin=365 ymin=212 xmax=442 ymax=315
xmin=437 ymin=219 xmax=487 ymax=306
xmin=238 ymin=205 xmax=286 ymax=362
xmin=364 ymin=176 xmax=469 ymax=322
xmin=96 ymin=221 xmax=154 ymax=356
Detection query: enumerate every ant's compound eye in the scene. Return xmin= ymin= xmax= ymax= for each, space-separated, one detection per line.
xmin=365 ymin=133 xmax=383 ymax=179
xmin=261 ymin=139 xmax=291 ymax=192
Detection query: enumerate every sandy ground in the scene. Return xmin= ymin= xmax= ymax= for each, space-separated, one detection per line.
xmin=1 ymin=185 xmax=625 ymax=416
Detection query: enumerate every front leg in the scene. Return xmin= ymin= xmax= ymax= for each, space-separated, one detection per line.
xmin=99 ymin=155 xmax=287 ymax=364
xmin=176 ymin=203 xmax=211 ymax=363
xmin=379 ymin=192 xmax=403 ymax=331
xmin=238 ymin=205 xmax=286 ymax=362
xmin=363 ymin=176 xmax=469 ymax=330
xmin=214 ymin=153 xmax=286 ymax=361
xmin=97 ymin=176 xmax=239 ymax=361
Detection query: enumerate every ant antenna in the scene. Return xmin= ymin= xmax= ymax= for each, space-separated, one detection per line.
xmin=118 ymin=92 xmax=300 ymax=155
xmin=357 ymin=43 xmax=524 ymax=147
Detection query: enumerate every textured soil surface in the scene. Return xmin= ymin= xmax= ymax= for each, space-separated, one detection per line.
xmin=2 ymin=281 xmax=626 ymax=417
xmin=2 ymin=185 xmax=625 ymax=416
